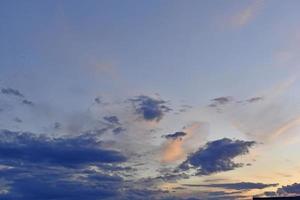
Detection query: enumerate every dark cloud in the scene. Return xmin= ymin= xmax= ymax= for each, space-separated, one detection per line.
xmin=94 ymin=97 xmax=109 ymax=106
xmin=103 ymin=116 xmax=120 ymax=125
xmin=1 ymin=88 xmax=24 ymax=98
xmin=113 ymin=127 xmax=126 ymax=134
xmin=0 ymin=129 xmax=167 ymax=200
xmin=0 ymin=163 xmax=167 ymax=200
xmin=261 ymin=183 xmax=300 ymax=198
xmin=183 ymin=182 xmax=278 ymax=190
xmin=263 ymin=191 xmax=277 ymax=197
xmin=95 ymin=97 xmax=102 ymax=104
xmin=246 ymin=96 xmax=263 ymax=103
xmin=0 ymin=87 xmax=34 ymax=107
xmin=211 ymin=96 xmax=233 ymax=105
xmin=208 ymin=103 xmax=217 ymax=108
xmin=163 ymin=132 xmax=187 ymax=140
xmin=0 ymin=165 xmax=168 ymax=200
xmin=22 ymin=99 xmax=34 ymax=106
xmin=209 ymin=96 xmax=263 ymax=109
xmin=130 ymin=95 xmax=171 ymax=122
xmin=277 ymin=183 xmax=300 ymax=196
xmin=179 ymin=138 xmax=256 ymax=175
xmin=0 ymin=130 xmax=127 ymax=167
xmin=208 ymin=96 xmax=233 ymax=109
xmin=0 ymin=174 xmax=122 ymax=200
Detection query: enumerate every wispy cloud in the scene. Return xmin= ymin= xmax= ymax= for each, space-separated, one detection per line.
xmin=229 ymin=0 xmax=264 ymax=28
xmin=270 ymin=117 xmax=300 ymax=141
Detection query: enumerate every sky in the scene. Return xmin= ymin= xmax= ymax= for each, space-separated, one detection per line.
xmin=0 ymin=0 xmax=300 ymax=199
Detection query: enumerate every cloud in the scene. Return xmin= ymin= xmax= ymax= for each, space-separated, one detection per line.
xmin=246 ymin=96 xmax=263 ymax=103
xmin=270 ymin=116 xmax=300 ymax=141
xmin=179 ymin=138 xmax=256 ymax=175
xmin=213 ymin=78 xmax=298 ymax=143
xmin=211 ymin=96 xmax=233 ymax=105
xmin=183 ymin=182 xmax=278 ymax=190
xmin=162 ymin=139 xmax=185 ymax=163
xmin=163 ymin=132 xmax=187 ymax=140
xmin=162 ymin=122 xmax=207 ymax=163
xmin=113 ymin=127 xmax=126 ymax=135
xmin=262 ymin=183 xmax=300 ymax=198
xmin=160 ymin=132 xmax=188 ymax=162
xmin=54 ymin=122 xmax=62 ymax=129
xmin=208 ymin=96 xmax=234 ymax=109
xmin=94 ymin=97 xmax=102 ymax=104
xmin=229 ymin=0 xmax=263 ymax=28
xmin=277 ymin=183 xmax=300 ymax=196
xmin=130 ymin=95 xmax=171 ymax=122
xmin=209 ymin=96 xmax=263 ymax=108
xmin=22 ymin=99 xmax=34 ymax=106
xmin=1 ymin=88 xmax=24 ymax=98
xmin=94 ymin=96 xmax=109 ymax=106
xmin=0 ymin=165 xmax=169 ymax=200
xmin=103 ymin=116 xmax=120 ymax=125
xmin=0 ymin=174 xmax=122 ymax=200
xmin=0 ymin=129 xmax=172 ymax=200
xmin=0 ymin=130 xmax=127 ymax=167
xmin=0 ymin=87 xmax=34 ymax=107
xmin=263 ymin=191 xmax=277 ymax=197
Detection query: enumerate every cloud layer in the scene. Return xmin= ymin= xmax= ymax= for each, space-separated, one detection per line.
xmin=184 ymin=182 xmax=278 ymax=190
xmin=0 ymin=130 xmax=127 ymax=167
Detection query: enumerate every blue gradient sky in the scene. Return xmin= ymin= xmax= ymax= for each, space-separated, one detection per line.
xmin=0 ymin=1 xmax=300 ymax=199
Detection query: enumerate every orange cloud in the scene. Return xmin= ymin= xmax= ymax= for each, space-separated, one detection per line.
xmin=161 ymin=122 xmax=207 ymax=163
xmin=162 ymin=139 xmax=185 ymax=163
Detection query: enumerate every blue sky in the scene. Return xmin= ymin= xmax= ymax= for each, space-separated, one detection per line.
xmin=0 ymin=0 xmax=300 ymax=199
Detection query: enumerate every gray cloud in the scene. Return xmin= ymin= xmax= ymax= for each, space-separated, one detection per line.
xmin=103 ymin=116 xmax=120 ymax=125
xmin=95 ymin=97 xmax=102 ymax=104
xmin=277 ymin=183 xmax=300 ymax=196
xmin=113 ymin=127 xmax=126 ymax=135
xmin=1 ymin=87 xmax=34 ymax=107
xmin=0 ymin=129 xmax=173 ymax=200
xmin=183 ymin=182 xmax=278 ymax=190
xmin=130 ymin=95 xmax=171 ymax=122
xmin=260 ymin=183 xmax=300 ymax=198
xmin=0 ymin=165 xmax=170 ymax=200
xmin=1 ymin=88 xmax=24 ymax=98
xmin=209 ymin=96 xmax=263 ymax=108
xmin=246 ymin=96 xmax=263 ymax=103
xmin=179 ymin=138 xmax=256 ymax=175
xmin=22 ymin=99 xmax=34 ymax=106
xmin=0 ymin=130 xmax=127 ymax=167
xmin=212 ymin=96 xmax=233 ymax=105
xmin=163 ymin=132 xmax=187 ymax=140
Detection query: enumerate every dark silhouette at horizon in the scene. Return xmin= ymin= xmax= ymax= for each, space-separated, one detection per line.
xmin=254 ymin=197 xmax=300 ymax=200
